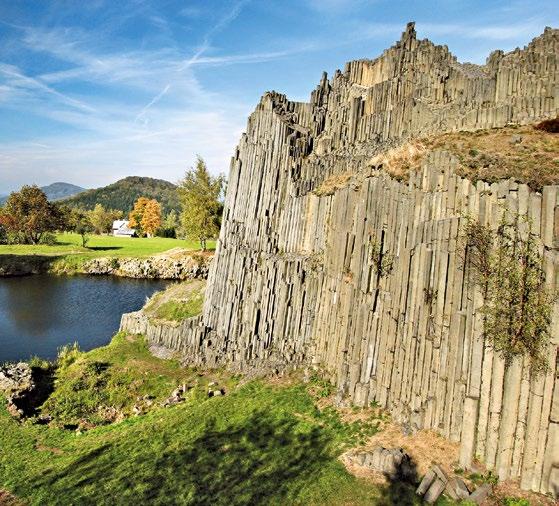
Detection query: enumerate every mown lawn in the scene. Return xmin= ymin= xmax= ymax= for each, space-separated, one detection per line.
xmin=0 ymin=334 xmax=411 ymax=506
xmin=0 ymin=233 xmax=216 ymax=274
xmin=0 ymin=232 xmax=215 ymax=258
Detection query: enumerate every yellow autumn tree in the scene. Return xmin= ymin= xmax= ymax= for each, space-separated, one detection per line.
xmin=129 ymin=197 xmax=161 ymax=237
xmin=141 ymin=199 xmax=162 ymax=237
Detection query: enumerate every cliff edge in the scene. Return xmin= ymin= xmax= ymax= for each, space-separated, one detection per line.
xmin=122 ymin=24 xmax=559 ymax=496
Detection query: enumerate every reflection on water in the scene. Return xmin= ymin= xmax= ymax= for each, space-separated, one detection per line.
xmin=0 ymin=274 xmax=169 ymax=362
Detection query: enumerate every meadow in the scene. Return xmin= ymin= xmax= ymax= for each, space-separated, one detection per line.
xmin=0 ymin=333 xmax=425 ymax=506
xmin=0 ymin=232 xmax=215 ymax=258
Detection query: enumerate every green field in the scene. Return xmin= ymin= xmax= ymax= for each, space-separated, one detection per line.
xmin=0 ymin=233 xmax=216 ymax=275
xmin=0 ymin=333 xmax=422 ymax=506
xmin=0 ymin=232 xmax=215 ymax=258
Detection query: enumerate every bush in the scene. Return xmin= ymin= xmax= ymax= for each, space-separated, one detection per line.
xmin=28 ymin=355 xmax=52 ymax=371
xmin=502 ymin=498 xmax=530 ymax=506
xmin=464 ymin=213 xmax=555 ymax=374
xmin=39 ymin=232 xmax=57 ymax=245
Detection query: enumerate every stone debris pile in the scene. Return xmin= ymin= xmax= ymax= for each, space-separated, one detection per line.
xmin=416 ymin=465 xmax=493 ymax=504
xmin=345 ymin=447 xmax=416 ymax=481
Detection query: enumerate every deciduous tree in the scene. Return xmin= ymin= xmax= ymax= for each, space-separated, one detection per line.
xmin=178 ymin=156 xmax=224 ymax=251
xmin=0 ymin=185 xmax=63 ymax=244
xmin=141 ymin=199 xmax=162 ymax=237
xmin=89 ymin=204 xmax=122 ymax=234
xmin=70 ymin=209 xmax=94 ymax=247
xmin=129 ymin=197 xmax=161 ymax=237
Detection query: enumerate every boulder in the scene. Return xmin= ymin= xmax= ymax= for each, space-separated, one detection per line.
xmin=468 ymin=483 xmax=493 ymax=504
xmin=416 ymin=466 xmax=448 ymax=504
xmin=445 ymin=477 xmax=470 ymax=500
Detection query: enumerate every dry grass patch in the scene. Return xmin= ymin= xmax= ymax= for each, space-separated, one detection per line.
xmin=314 ymin=172 xmax=353 ymax=196
xmin=369 ymin=139 xmax=428 ymax=181
xmin=355 ymin=421 xmax=460 ymax=478
xmin=373 ymin=123 xmax=559 ymax=191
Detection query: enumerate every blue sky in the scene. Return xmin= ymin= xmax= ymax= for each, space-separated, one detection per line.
xmin=0 ymin=0 xmax=557 ymax=194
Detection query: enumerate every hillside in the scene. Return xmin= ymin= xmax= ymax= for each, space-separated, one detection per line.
xmin=64 ymin=176 xmax=180 ymax=215
xmin=0 ymin=182 xmax=85 ymax=205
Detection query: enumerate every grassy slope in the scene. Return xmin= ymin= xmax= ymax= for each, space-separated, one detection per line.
xmin=0 ymin=334 xmax=414 ymax=506
xmin=144 ymin=281 xmax=206 ymax=323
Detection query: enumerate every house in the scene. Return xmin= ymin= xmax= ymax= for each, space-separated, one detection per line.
xmin=112 ymin=220 xmax=136 ymax=237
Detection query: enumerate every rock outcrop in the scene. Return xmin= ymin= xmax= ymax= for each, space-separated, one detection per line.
xmin=84 ymin=251 xmax=211 ymax=280
xmin=121 ymin=24 xmax=559 ymax=495
xmin=0 ymin=363 xmax=37 ymax=418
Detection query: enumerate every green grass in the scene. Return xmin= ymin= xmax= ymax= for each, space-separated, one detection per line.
xmin=0 ymin=232 xmax=214 ymax=258
xmin=0 ymin=233 xmax=216 ymax=275
xmin=0 ymin=332 xmax=436 ymax=506
xmin=153 ymin=290 xmax=204 ymax=322
xmin=39 ymin=333 xmax=207 ymax=427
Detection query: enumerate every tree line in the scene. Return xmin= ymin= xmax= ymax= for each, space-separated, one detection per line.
xmin=0 ymin=156 xmax=225 ymax=251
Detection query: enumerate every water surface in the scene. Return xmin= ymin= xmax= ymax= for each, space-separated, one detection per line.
xmin=0 ymin=274 xmax=168 ymax=362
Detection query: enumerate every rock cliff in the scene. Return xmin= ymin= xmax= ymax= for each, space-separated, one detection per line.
xmin=121 ymin=24 xmax=559 ymax=495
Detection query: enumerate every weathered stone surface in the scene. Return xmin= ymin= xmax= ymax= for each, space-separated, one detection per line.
xmin=346 ymin=447 xmax=414 ymax=480
xmin=84 ymin=252 xmax=211 ymax=280
xmin=0 ymin=363 xmax=37 ymax=418
xmin=120 ymin=25 xmax=559 ymax=494
xmin=445 ymin=477 xmax=470 ymax=500
xmin=468 ymin=483 xmax=493 ymax=504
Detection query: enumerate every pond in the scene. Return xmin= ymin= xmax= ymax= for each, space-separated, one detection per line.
xmin=0 ymin=274 xmax=169 ymax=362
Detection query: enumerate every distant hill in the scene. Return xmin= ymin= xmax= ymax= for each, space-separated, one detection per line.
xmin=0 ymin=182 xmax=85 ymax=205
xmin=64 ymin=176 xmax=180 ymax=215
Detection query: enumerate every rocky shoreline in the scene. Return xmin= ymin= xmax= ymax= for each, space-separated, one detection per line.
xmin=0 ymin=249 xmax=213 ymax=280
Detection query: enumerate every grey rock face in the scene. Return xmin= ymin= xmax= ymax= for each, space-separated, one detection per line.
xmin=84 ymin=254 xmax=211 ymax=280
xmin=120 ymin=25 xmax=559 ymax=495
xmin=0 ymin=363 xmax=36 ymax=418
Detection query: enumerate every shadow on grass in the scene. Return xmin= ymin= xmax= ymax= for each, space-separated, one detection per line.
xmin=32 ymin=410 xmax=333 ymax=505
xmin=377 ymin=455 xmax=420 ymax=506
xmin=88 ymin=246 xmax=123 ymax=252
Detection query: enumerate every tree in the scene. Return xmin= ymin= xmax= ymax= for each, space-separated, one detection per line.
xmin=129 ymin=197 xmax=150 ymax=236
xmin=129 ymin=197 xmax=161 ymax=237
xmin=178 ymin=156 xmax=224 ymax=251
xmin=70 ymin=209 xmax=94 ymax=247
xmin=0 ymin=185 xmax=63 ymax=244
xmin=88 ymin=204 xmax=122 ymax=235
xmin=158 ymin=210 xmax=178 ymax=238
xmin=88 ymin=204 xmax=114 ymax=234
xmin=140 ymin=199 xmax=161 ymax=237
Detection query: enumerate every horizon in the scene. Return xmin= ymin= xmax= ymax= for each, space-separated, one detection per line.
xmin=0 ymin=0 xmax=557 ymax=194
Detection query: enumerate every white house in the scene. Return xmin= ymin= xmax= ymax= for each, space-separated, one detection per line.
xmin=112 ymin=220 xmax=136 ymax=237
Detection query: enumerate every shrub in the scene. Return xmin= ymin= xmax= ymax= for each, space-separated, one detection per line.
xmin=39 ymin=232 xmax=57 ymax=246
xmin=28 ymin=355 xmax=51 ymax=371
xmin=502 ymin=498 xmax=530 ymax=506
xmin=464 ymin=212 xmax=555 ymax=373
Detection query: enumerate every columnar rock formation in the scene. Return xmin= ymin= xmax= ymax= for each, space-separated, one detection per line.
xmin=121 ymin=24 xmax=559 ymax=495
